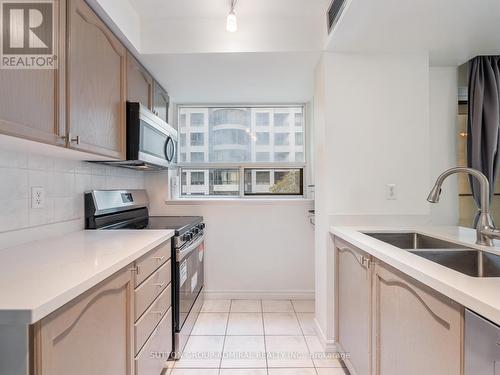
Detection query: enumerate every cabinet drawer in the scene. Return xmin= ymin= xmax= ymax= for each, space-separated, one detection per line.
xmin=135 ymin=308 xmax=172 ymax=375
xmin=135 ymin=240 xmax=171 ymax=287
xmin=135 ymin=284 xmax=172 ymax=355
xmin=135 ymin=260 xmax=171 ymax=321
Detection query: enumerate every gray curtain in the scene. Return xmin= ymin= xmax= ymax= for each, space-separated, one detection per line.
xmin=467 ymin=56 xmax=500 ymax=225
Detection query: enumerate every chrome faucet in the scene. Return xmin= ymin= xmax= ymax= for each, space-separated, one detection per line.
xmin=427 ymin=167 xmax=500 ymax=246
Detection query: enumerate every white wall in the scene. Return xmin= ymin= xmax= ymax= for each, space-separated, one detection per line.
xmin=314 ymin=51 xmax=442 ymax=347
xmin=146 ymin=172 xmax=315 ymax=299
xmin=429 ymin=67 xmax=459 ymax=225
xmin=0 ymin=147 xmax=144 ymax=250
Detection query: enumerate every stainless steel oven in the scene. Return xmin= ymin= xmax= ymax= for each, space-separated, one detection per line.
xmin=173 ymin=230 xmax=205 ymax=359
xmin=84 ymin=190 xmax=206 ymax=361
xmin=103 ymin=102 xmax=177 ymax=170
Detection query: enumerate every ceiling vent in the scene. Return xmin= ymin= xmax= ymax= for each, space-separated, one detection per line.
xmin=327 ymin=0 xmax=347 ymax=34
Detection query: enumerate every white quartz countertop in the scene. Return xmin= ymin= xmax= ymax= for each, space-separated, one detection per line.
xmin=0 ymin=229 xmax=174 ymax=325
xmin=331 ymin=226 xmax=500 ymax=325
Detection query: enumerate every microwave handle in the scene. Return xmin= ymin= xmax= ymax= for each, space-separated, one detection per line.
xmin=164 ymin=136 xmax=175 ymax=162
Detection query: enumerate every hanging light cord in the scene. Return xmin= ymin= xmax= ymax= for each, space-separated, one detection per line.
xmin=231 ymin=0 xmax=238 ymax=12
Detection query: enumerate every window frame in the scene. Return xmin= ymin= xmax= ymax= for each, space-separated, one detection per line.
xmin=176 ymin=104 xmax=308 ymax=199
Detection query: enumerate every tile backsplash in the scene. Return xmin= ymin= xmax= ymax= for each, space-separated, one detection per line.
xmin=0 ymin=148 xmax=144 ymax=234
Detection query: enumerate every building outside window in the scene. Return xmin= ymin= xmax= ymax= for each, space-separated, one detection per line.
xmin=190 ymin=133 xmax=204 ymax=146
xmin=274 ymin=113 xmax=289 ymax=127
xmin=256 ymin=112 xmax=270 ymax=126
xmin=191 ymin=152 xmax=205 ymax=162
xmin=191 ymin=113 xmax=204 ymax=126
xmin=190 ymin=171 xmax=205 ymax=185
xmin=178 ymin=105 xmax=305 ymax=197
xmin=256 ymin=132 xmax=270 ymax=145
xmin=256 ymin=171 xmax=271 ymax=185
xmin=256 ymin=152 xmax=270 ymax=162
xmin=294 ymin=113 xmax=303 ymax=127
xmin=275 ymin=152 xmax=289 ymax=162
xmin=295 ymin=132 xmax=304 ymax=146
xmin=274 ymin=133 xmax=289 ymax=146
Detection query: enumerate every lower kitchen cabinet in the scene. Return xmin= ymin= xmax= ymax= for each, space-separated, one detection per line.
xmin=335 ymin=239 xmax=373 ymax=375
xmin=334 ymin=237 xmax=464 ymax=375
xmin=373 ymin=262 xmax=463 ymax=375
xmin=32 ymin=266 xmax=134 ymax=375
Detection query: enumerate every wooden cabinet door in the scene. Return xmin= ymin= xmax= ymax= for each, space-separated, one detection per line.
xmin=0 ymin=0 xmax=66 ymax=146
xmin=33 ymin=267 xmax=134 ymax=375
xmin=127 ymin=52 xmax=153 ymax=109
xmin=152 ymin=81 xmax=169 ymax=123
xmin=67 ymin=0 xmax=126 ymax=159
xmin=335 ymin=238 xmax=372 ymax=375
xmin=372 ymin=262 xmax=463 ymax=375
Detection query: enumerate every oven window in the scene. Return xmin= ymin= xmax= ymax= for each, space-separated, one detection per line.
xmin=140 ymin=121 xmax=168 ymax=159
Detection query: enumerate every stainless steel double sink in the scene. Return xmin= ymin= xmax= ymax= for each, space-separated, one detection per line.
xmin=363 ymin=232 xmax=500 ymax=278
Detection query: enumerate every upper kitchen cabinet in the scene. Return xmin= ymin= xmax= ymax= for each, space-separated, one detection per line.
xmin=152 ymin=80 xmax=169 ymax=124
xmin=67 ymin=0 xmax=126 ymax=159
xmin=0 ymin=0 xmax=66 ymax=146
xmin=127 ymin=52 xmax=153 ymax=109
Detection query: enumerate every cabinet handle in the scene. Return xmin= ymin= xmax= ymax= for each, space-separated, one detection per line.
xmin=154 ymin=256 xmax=165 ymax=262
xmin=61 ymin=135 xmax=80 ymax=145
xmin=130 ymin=266 xmax=140 ymax=274
xmin=361 ymin=256 xmax=372 ymax=268
xmin=153 ymin=282 xmax=166 ymax=288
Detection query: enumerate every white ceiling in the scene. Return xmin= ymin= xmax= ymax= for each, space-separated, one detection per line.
xmin=327 ymin=0 xmax=500 ymax=65
xmin=130 ymin=0 xmax=331 ymax=21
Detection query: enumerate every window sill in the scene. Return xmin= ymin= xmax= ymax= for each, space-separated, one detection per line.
xmin=165 ymin=198 xmax=314 ymax=206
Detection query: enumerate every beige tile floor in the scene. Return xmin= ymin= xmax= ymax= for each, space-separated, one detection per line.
xmin=166 ymin=300 xmax=349 ymax=375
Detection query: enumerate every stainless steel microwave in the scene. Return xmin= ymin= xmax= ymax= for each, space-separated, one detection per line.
xmin=103 ymin=102 xmax=178 ymax=170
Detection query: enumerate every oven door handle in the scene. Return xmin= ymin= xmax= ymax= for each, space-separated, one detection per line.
xmin=176 ymin=234 xmax=204 ymax=262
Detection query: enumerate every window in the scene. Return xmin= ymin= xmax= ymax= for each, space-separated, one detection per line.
xmin=256 ymin=171 xmax=271 ymax=185
xmin=179 ymin=114 xmax=187 ymax=128
xmin=295 ymin=132 xmax=304 ymax=146
xmin=256 ymin=112 xmax=270 ymax=126
xmin=190 ymin=133 xmax=204 ymax=146
xmin=256 ymin=132 xmax=270 ymax=145
xmin=191 ymin=152 xmax=205 ymax=162
xmin=274 ymin=133 xmax=289 ymax=146
xmin=191 ymin=172 xmax=205 ymax=185
xmin=244 ymin=169 xmax=303 ymax=195
xmin=275 ymin=152 xmax=289 ymax=162
xmin=214 ymin=129 xmax=247 ymax=145
xmin=256 ymin=152 xmax=270 ymax=162
xmin=178 ymin=105 xmax=305 ymax=198
xmin=274 ymin=113 xmax=289 ymax=127
xmin=191 ymin=113 xmax=204 ymax=126
xmin=295 ymin=113 xmax=303 ymax=127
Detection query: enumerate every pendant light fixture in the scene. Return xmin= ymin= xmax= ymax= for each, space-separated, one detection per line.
xmin=226 ymin=0 xmax=238 ymax=32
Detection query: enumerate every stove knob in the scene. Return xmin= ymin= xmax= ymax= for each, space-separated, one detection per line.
xmin=193 ymin=228 xmax=199 ymax=234
xmin=200 ymin=223 xmax=206 ymax=229
xmin=182 ymin=233 xmax=192 ymax=241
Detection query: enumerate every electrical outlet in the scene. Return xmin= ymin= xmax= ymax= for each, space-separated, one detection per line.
xmin=386 ymin=184 xmax=397 ymax=200
xmin=31 ymin=186 xmax=45 ymax=209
